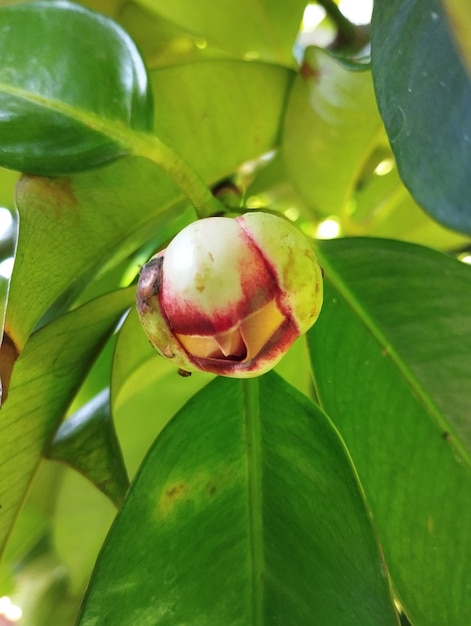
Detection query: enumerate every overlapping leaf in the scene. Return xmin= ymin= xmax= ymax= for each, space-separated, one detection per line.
xmin=5 ymin=59 xmax=291 ymax=357
xmin=282 ymin=48 xmax=383 ymax=219
xmin=151 ymin=60 xmax=293 ymax=183
xmin=5 ymin=158 xmax=183 ymax=355
xmin=371 ymin=0 xmax=471 ymax=235
xmin=308 ymin=237 xmax=471 ymax=625
xmin=0 ymin=0 xmax=153 ymax=175
xmin=0 ymin=287 xmax=134 ymax=556
xmin=77 ymin=374 xmax=399 ymax=626
xmin=134 ymin=0 xmax=306 ymax=64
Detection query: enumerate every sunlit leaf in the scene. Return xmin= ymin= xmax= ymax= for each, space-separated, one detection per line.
xmin=151 ymin=60 xmax=294 ymax=183
xmin=308 ymin=237 xmax=471 ymax=625
xmin=134 ymin=0 xmax=306 ymax=64
xmin=282 ymin=48 xmax=383 ymax=219
xmin=371 ymin=0 xmax=471 ymax=235
xmin=347 ymin=162 xmax=470 ymax=249
xmin=0 ymin=0 xmax=153 ymax=174
xmin=77 ymin=374 xmax=399 ymax=626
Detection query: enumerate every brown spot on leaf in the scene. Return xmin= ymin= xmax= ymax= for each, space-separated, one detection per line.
xmin=158 ymin=482 xmax=188 ymax=516
xmin=17 ymin=175 xmax=78 ymax=223
xmin=300 ymin=61 xmax=320 ymax=81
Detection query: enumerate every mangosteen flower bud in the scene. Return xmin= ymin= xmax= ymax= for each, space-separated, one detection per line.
xmin=136 ymin=212 xmax=323 ymax=377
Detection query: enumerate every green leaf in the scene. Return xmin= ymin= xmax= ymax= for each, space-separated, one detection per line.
xmin=0 ymin=287 xmax=134 ymax=557
xmin=46 ymin=389 xmax=129 ymax=508
xmin=0 ymin=0 xmax=153 ymax=174
xmin=134 ymin=0 xmax=306 ymax=64
xmin=5 ymin=157 xmax=184 ymax=354
xmin=111 ymin=307 xmax=214 ymax=477
xmin=52 ymin=463 xmax=117 ymax=599
xmin=371 ymin=0 xmax=471 ymax=235
xmin=151 ymin=60 xmax=294 ymax=183
xmin=308 ymin=237 xmax=471 ymax=625
xmin=77 ymin=374 xmax=398 ymax=625
xmin=345 ymin=158 xmax=470 ymax=250
xmin=282 ymin=48 xmax=383 ymax=218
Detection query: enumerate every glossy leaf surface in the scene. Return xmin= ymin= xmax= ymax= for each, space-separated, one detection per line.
xmin=0 ymin=287 xmax=134 ymax=556
xmin=308 ymin=238 xmax=471 ymax=625
xmin=0 ymin=1 xmax=153 ymax=174
xmin=282 ymin=48 xmax=383 ymax=218
xmin=371 ymin=0 xmax=471 ymax=234
xmin=78 ymin=374 xmax=398 ymax=626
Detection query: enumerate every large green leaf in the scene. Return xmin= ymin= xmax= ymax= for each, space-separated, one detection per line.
xmin=134 ymin=0 xmax=306 ymax=64
xmin=151 ymin=60 xmax=293 ymax=184
xmin=308 ymin=237 xmax=471 ymax=625
xmin=0 ymin=286 xmax=134 ymax=556
xmin=77 ymin=374 xmax=399 ymax=626
xmin=371 ymin=0 xmax=471 ymax=235
xmin=0 ymin=0 xmax=153 ymax=174
xmin=282 ymin=47 xmax=383 ymax=219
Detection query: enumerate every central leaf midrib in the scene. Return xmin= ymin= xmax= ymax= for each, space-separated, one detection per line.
xmin=242 ymin=378 xmax=264 ymax=626
xmin=0 ymin=81 xmax=135 ymax=148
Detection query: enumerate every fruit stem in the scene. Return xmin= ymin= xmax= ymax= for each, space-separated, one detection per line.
xmin=132 ymin=133 xmax=224 ymax=219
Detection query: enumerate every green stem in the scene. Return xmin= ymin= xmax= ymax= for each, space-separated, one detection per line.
xmin=132 ymin=133 xmax=225 ymax=219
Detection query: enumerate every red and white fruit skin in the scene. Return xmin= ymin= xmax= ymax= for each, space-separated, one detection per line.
xmin=136 ymin=212 xmax=323 ymax=378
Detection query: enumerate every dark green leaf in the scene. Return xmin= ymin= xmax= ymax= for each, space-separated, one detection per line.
xmin=308 ymin=237 xmax=471 ymax=625
xmin=77 ymin=374 xmax=398 ymax=626
xmin=371 ymin=0 xmax=471 ymax=234
xmin=0 ymin=286 xmax=134 ymax=556
xmin=0 ymin=1 xmax=153 ymax=174
xmin=46 ymin=389 xmax=129 ymax=508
